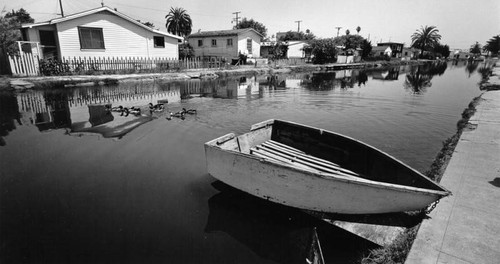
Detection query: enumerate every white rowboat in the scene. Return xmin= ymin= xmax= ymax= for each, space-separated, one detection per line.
xmin=204 ymin=119 xmax=451 ymax=214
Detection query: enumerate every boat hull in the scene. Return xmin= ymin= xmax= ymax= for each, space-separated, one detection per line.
xmin=204 ymin=120 xmax=450 ymax=214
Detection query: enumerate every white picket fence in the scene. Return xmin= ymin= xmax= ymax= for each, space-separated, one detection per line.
xmin=8 ymin=52 xmax=40 ymax=77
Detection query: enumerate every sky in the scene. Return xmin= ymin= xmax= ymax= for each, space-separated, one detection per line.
xmin=1 ymin=0 xmax=499 ymax=50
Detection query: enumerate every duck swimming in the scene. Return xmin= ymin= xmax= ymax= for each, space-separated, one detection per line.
xmin=149 ymin=103 xmax=165 ymax=112
xmin=182 ymin=108 xmax=197 ymax=114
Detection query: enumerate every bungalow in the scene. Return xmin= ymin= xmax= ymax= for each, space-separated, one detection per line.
xmin=371 ymin=46 xmax=392 ymax=57
xmin=20 ymin=6 xmax=183 ymax=59
xmin=287 ymin=41 xmax=309 ymax=58
xmin=377 ymin=42 xmax=404 ymax=58
xmin=187 ymin=28 xmax=263 ymax=60
xmin=401 ymin=47 xmax=419 ymax=60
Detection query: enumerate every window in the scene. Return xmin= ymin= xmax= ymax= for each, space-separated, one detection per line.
xmin=198 ymin=39 xmax=203 ymax=47
xmin=247 ymin=38 xmax=252 ymax=54
xmin=39 ymin=30 xmax=56 ymax=46
xmin=211 ymin=39 xmax=217 ymax=46
xmin=78 ymin=27 xmax=104 ymax=49
xmin=227 ymin=38 xmax=233 ymax=47
xmin=154 ymin=36 xmax=165 ymax=48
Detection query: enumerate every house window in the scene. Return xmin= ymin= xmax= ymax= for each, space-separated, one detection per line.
xmin=211 ymin=39 xmax=217 ymax=46
xmin=78 ymin=27 xmax=104 ymax=49
xmin=227 ymin=38 xmax=233 ymax=47
xmin=247 ymin=38 xmax=252 ymax=54
xmin=154 ymin=36 xmax=165 ymax=48
xmin=198 ymin=39 xmax=203 ymax=47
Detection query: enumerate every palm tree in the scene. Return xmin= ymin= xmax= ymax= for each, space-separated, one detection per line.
xmin=356 ymin=26 xmax=361 ymax=35
xmin=165 ymin=7 xmax=192 ymax=37
xmin=411 ymin=26 xmax=441 ymax=58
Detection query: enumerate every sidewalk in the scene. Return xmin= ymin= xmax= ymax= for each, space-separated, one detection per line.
xmin=406 ymin=68 xmax=500 ymax=263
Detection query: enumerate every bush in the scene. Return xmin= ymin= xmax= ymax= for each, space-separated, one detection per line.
xmin=309 ymin=38 xmax=337 ymax=64
xmin=39 ymin=58 xmax=70 ymax=76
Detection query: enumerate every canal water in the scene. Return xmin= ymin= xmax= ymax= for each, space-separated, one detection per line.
xmin=0 ymin=61 xmax=486 ymax=263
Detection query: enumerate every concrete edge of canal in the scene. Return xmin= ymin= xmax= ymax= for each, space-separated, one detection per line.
xmin=406 ymin=63 xmax=500 ymax=264
xmin=1 ymin=60 xmax=426 ymax=90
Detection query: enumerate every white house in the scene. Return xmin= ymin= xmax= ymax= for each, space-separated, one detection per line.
xmin=187 ymin=28 xmax=263 ymax=60
xmin=371 ymin=46 xmax=392 ymax=57
xmin=20 ymin=6 xmax=183 ymax=59
xmin=286 ymin=41 xmax=309 ymax=58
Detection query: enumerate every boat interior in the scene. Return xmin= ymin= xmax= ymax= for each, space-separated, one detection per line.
xmin=210 ymin=119 xmax=447 ymax=192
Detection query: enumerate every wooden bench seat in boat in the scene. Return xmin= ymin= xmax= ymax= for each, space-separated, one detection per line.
xmin=250 ymin=140 xmax=360 ymax=179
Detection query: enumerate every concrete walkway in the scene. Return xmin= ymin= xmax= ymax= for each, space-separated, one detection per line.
xmin=406 ymin=67 xmax=500 ymax=263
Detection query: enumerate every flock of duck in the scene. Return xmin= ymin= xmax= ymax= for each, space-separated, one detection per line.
xmin=110 ymin=103 xmax=197 ymax=120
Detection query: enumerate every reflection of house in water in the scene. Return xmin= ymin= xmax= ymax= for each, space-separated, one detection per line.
xmin=371 ymin=68 xmax=400 ymax=81
xmin=237 ymin=76 xmax=260 ymax=99
xmin=16 ymin=85 xmax=181 ymax=137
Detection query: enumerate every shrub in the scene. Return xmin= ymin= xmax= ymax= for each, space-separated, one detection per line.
xmin=309 ymin=38 xmax=337 ymax=64
xmin=39 ymin=58 xmax=70 ymax=76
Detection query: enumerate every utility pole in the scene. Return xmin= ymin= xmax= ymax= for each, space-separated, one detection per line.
xmin=335 ymin=27 xmax=342 ymax=37
xmin=232 ymin=12 xmax=241 ymax=27
xmin=295 ymin=20 xmax=302 ymax=32
xmin=59 ymin=0 xmax=64 ymax=17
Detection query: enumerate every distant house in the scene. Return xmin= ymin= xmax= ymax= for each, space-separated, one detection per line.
xmin=187 ymin=28 xmax=263 ymax=60
xmin=20 ymin=6 xmax=183 ymax=60
xmin=401 ymin=47 xmax=419 ymax=60
xmin=371 ymin=46 xmax=392 ymax=57
xmin=287 ymin=41 xmax=309 ymax=58
xmin=451 ymin=50 xmax=472 ymax=60
xmin=377 ymin=42 xmax=403 ymax=58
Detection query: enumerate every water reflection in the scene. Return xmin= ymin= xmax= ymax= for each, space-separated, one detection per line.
xmin=0 ymin=92 xmax=22 ymax=146
xmin=206 ymin=182 xmax=379 ymax=264
xmin=404 ymin=62 xmax=448 ymax=94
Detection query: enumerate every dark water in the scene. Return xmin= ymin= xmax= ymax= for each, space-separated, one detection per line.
xmin=0 ymin=61 xmax=486 ymax=263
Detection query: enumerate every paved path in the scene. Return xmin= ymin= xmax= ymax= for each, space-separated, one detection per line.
xmin=406 ymin=66 xmax=500 ymax=264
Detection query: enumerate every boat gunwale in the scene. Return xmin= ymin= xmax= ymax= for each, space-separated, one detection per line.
xmin=204 ymin=119 xmax=451 ymax=197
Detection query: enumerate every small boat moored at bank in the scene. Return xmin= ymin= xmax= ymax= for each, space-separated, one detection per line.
xmin=204 ymin=119 xmax=451 ymax=214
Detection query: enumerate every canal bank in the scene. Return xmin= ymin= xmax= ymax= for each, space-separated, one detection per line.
xmin=406 ymin=65 xmax=500 ymax=264
xmin=2 ymin=60 xmax=425 ymax=90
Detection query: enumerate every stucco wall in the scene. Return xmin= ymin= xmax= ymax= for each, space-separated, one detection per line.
xmin=188 ymin=36 xmax=238 ymax=59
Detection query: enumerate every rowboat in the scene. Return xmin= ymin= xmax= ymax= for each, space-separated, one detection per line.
xmin=204 ymin=119 xmax=451 ymax=214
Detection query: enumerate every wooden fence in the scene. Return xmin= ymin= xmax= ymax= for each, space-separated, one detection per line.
xmin=8 ymin=53 xmax=228 ymax=77
xmin=8 ymin=52 xmax=40 ymax=77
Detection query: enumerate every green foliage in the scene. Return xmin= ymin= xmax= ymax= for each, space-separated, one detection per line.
xmin=235 ymin=18 xmax=267 ymax=38
xmin=0 ymin=10 xmax=22 ymax=55
xmin=411 ymin=26 xmax=442 ymax=56
xmin=433 ymin=43 xmax=450 ymax=58
xmin=165 ymin=7 xmax=192 ymax=37
xmin=269 ymin=41 xmax=288 ymax=60
xmin=179 ymin=43 xmax=194 ymax=59
xmin=39 ymin=59 xmax=70 ymax=76
xmin=332 ymin=34 xmax=366 ymax=50
xmin=470 ymin=42 xmax=482 ymax=55
xmin=278 ymin=30 xmax=315 ymax=41
xmin=5 ymin=8 xmax=34 ymax=24
xmin=360 ymin=39 xmax=372 ymax=58
xmin=484 ymin=35 xmax=500 ymax=55
xmin=309 ymin=38 xmax=337 ymax=64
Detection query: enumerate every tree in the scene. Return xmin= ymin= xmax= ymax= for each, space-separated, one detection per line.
xmin=179 ymin=43 xmax=194 ymax=59
xmin=484 ymin=35 xmax=500 ymax=56
xmin=308 ymin=38 xmax=337 ymax=64
xmin=470 ymin=42 xmax=482 ymax=55
xmin=5 ymin=8 xmax=34 ymax=24
xmin=360 ymin=39 xmax=372 ymax=59
xmin=356 ymin=26 xmax=361 ymax=35
xmin=278 ymin=30 xmax=315 ymax=41
xmin=345 ymin=29 xmax=350 ymax=35
xmin=332 ymin=34 xmax=366 ymax=50
xmin=411 ymin=26 xmax=442 ymax=57
xmin=0 ymin=9 xmax=22 ymax=55
xmin=165 ymin=7 xmax=192 ymax=37
xmin=433 ymin=43 xmax=450 ymax=58
xmin=235 ymin=18 xmax=267 ymax=38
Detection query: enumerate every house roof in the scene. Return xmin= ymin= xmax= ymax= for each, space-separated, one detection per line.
xmin=188 ymin=28 xmax=264 ymax=38
xmin=21 ymin=6 xmax=183 ymax=40
xmin=372 ymin=46 xmax=392 ymax=52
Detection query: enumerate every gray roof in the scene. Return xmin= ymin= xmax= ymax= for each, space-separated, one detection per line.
xmin=188 ymin=28 xmax=263 ymax=38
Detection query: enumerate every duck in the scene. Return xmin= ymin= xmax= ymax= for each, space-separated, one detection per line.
xmin=171 ymin=111 xmax=185 ymax=118
xmin=111 ymin=105 xmax=123 ymax=112
xmin=120 ymin=107 xmax=129 ymax=116
xmin=129 ymin=107 xmax=141 ymax=116
xmin=182 ymin=108 xmax=197 ymax=115
xmin=149 ymin=103 xmax=165 ymax=112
